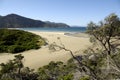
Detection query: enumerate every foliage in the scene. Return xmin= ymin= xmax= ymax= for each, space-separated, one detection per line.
xmin=0 ymin=54 xmax=76 ymax=80
xmin=0 ymin=29 xmax=46 ymax=53
xmin=79 ymin=76 xmax=90 ymax=80
xmin=58 ymin=74 xmax=73 ymax=80
xmin=38 ymin=61 xmax=76 ymax=80
xmin=0 ymin=13 xmax=120 ymax=80
xmin=0 ymin=54 xmax=38 ymax=80
xmin=0 ymin=54 xmax=24 ymax=75
xmin=81 ymin=13 xmax=120 ymax=79
xmin=87 ymin=13 xmax=120 ymax=55
xmin=37 ymin=13 xmax=120 ymax=80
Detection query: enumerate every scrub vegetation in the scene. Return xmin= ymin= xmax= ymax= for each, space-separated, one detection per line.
xmin=0 ymin=29 xmax=46 ymax=53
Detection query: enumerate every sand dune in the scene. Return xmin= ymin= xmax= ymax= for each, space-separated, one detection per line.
xmin=0 ymin=31 xmax=91 ymax=70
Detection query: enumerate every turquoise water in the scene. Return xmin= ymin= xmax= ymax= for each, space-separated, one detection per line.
xmin=19 ymin=27 xmax=86 ymax=33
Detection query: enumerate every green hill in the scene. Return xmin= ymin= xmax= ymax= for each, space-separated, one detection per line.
xmin=0 ymin=29 xmax=47 ymax=53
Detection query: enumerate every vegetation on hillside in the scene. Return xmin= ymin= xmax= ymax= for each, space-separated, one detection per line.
xmin=0 ymin=14 xmax=70 ymax=28
xmin=0 ymin=13 xmax=120 ymax=80
xmin=0 ymin=29 xmax=46 ymax=53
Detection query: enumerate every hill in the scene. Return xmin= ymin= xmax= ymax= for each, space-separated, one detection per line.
xmin=0 ymin=29 xmax=46 ymax=53
xmin=0 ymin=14 xmax=70 ymax=28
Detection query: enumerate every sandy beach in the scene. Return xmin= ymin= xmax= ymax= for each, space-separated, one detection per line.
xmin=0 ymin=31 xmax=91 ymax=70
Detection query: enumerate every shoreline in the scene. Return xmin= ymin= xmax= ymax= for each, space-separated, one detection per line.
xmin=27 ymin=30 xmax=89 ymax=38
xmin=7 ymin=28 xmax=88 ymax=38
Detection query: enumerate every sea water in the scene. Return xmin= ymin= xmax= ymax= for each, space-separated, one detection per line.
xmin=19 ymin=27 xmax=86 ymax=33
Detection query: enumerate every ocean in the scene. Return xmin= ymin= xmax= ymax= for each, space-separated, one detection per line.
xmin=19 ymin=27 xmax=86 ymax=33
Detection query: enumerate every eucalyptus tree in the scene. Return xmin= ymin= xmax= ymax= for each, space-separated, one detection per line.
xmin=87 ymin=13 xmax=120 ymax=55
xmin=86 ymin=13 xmax=120 ymax=79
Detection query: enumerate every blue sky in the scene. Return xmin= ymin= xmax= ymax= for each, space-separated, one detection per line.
xmin=0 ymin=0 xmax=120 ymax=26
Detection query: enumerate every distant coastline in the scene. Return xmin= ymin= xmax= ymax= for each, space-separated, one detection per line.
xmin=18 ymin=27 xmax=86 ymax=33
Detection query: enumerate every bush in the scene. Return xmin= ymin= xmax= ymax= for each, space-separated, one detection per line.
xmin=0 ymin=29 xmax=46 ymax=53
xmin=80 ymin=76 xmax=90 ymax=80
xmin=38 ymin=61 xmax=76 ymax=80
xmin=58 ymin=74 xmax=73 ymax=80
xmin=8 ymin=45 xmax=25 ymax=53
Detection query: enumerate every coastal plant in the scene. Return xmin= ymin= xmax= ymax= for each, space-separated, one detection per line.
xmin=79 ymin=76 xmax=90 ymax=80
xmin=85 ymin=13 xmax=120 ymax=79
xmin=0 ymin=29 xmax=47 ymax=53
xmin=58 ymin=73 xmax=74 ymax=80
xmin=0 ymin=54 xmax=24 ymax=79
xmin=47 ymin=13 xmax=120 ymax=80
xmin=0 ymin=54 xmax=38 ymax=80
xmin=37 ymin=61 xmax=76 ymax=80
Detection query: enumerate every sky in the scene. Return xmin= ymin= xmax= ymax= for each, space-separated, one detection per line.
xmin=0 ymin=0 xmax=120 ymax=26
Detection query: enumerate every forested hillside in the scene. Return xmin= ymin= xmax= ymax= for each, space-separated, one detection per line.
xmin=0 ymin=14 xmax=70 ymax=28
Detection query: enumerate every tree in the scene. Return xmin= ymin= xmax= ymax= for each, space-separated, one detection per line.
xmin=87 ymin=13 xmax=120 ymax=55
xmin=0 ymin=60 xmax=15 ymax=74
xmin=0 ymin=54 xmax=38 ymax=80
xmin=14 ymin=54 xmax=24 ymax=75
xmin=86 ymin=13 xmax=120 ymax=79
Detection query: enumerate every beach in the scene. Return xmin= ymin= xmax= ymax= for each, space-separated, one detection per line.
xmin=0 ymin=31 xmax=91 ymax=70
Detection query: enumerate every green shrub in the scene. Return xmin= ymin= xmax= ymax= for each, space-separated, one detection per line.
xmin=80 ymin=76 xmax=90 ymax=80
xmin=0 ymin=29 xmax=46 ymax=53
xmin=58 ymin=74 xmax=73 ymax=80
xmin=38 ymin=61 xmax=76 ymax=80
xmin=8 ymin=45 xmax=25 ymax=53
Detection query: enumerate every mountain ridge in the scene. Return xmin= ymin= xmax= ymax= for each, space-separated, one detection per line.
xmin=0 ymin=14 xmax=70 ymax=28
